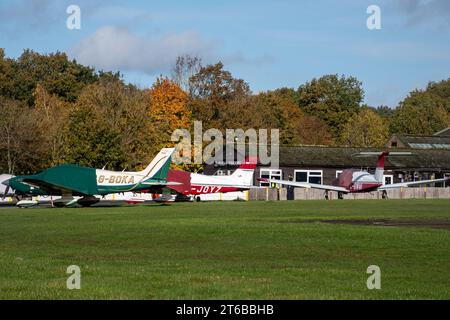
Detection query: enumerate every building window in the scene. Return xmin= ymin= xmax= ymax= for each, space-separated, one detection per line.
xmin=260 ymin=169 xmax=282 ymax=187
xmin=383 ymin=175 xmax=393 ymax=185
xmin=391 ymin=141 xmax=398 ymax=147
xmin=336 ymin=170 xmax=343 ymax=178
xmin=294 ymin=170 xmax=322 ymax=184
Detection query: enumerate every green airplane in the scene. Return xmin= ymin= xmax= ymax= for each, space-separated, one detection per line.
xmin=3 ymin=148 xmax=176 ymax=207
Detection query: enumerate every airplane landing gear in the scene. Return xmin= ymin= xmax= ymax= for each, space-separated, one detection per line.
xmin=324 ymin=191 xmax=329 ymax=200
xmin=338 ymin=192 xmax=344 ymax=200
xmin=381 ymin=190 xmax=388 ymax=199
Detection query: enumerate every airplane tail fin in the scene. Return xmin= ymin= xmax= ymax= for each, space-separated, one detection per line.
xmin=374 ymin=152 xmax=388 ymax=183
xmin=140 ymin=148 xmax=175 ymax=181
xmin=355 ymin=151 xmax=412 ymax=184
xmin=230 ymin=156 xmax=258 ymax=186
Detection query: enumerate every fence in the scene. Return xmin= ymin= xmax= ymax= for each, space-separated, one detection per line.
xmin=247 ymin=187 xmax=450 ymax=201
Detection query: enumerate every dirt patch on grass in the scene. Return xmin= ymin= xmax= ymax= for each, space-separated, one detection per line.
xmin=278 ymin=219 xmax=450 ymax=230
xmin=323 ymin=219 xmax=450 ymax=230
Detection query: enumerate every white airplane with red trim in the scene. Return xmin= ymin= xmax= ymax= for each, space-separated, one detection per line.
xmin=260 ymin=151 xmax=450 ymax=199
xmin=166 ymin=157 xmax=258 ymax=201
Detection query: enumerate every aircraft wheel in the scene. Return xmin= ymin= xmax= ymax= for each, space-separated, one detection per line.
xmin=196 ymin=196 xmax=201 ymax=202
xmin=338 ymin=192 xmax=344 ymax=200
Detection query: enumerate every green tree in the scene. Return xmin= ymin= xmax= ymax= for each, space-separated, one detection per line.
xmin=64 ymin=103 xmax=126 ymax=169
xmin=340 ymin=108 xmax=389 ymax=147
xmin=2 ymin=49 xmax=99 ymax=106
xmin=390 ymin=90 xmax=450 ymax=135
xmin=64 ymin=78 xmax=151 ymax=170
xmin=0 ymin=49 xmax=16 ymax=99
xmin=370 ymin=105 xmax=395 ymax=119
xmin=424 ymin=78 xmax=450 ymax=113
xmin=297 ymin=74 xmax=363 ymax=137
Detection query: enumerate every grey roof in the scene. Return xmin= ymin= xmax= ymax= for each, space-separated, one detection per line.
xmin=394 ymin=134 xmax=450 ymax=150
xmin=278 ymin=146 xmax=450 ymax=171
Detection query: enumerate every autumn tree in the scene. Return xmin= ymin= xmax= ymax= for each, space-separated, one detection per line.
xmin=188 ymin=62 xmax=251 ymax=129
xmin=247 ymin=89 xmax=334 ymax=146
xmin=252 ymin=91 xmax=302 ymax=144
xmin=148 ymin=77 xmax=191 ymax=154
xmin=32 ymin=84 xmax=70 ymax=169
xmin=230 ymin=90 xmax=333 ymax=146
xmin=293 ymin=115 xmax=334 ymax=145
xmin=297 ymin=74 xmax=363 ymax=137
xmin=149 ymin=78 xmax=191 ymax=133
xmin=0 ymin=97 xmax=40 ymax=174
xmin=340 ymin=108 xmax=389 ymax=147
xmin=271 ymin=87 xmax=300 ymax=105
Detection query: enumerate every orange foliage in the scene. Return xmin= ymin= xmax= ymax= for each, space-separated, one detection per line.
xmin=149 ymin=77 xmax=191 ymax=134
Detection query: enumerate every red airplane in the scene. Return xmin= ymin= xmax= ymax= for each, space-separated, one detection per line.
xmin=261 ymin=151 xmax=450 ymax=199
xmin=167 ymin=157 xmax=258 ymax=201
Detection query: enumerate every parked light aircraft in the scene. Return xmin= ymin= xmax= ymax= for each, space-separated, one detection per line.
xmin=166 ymin=157 xmax=257 ymax=201
xmin=261 ymin=151 xmax=450 ymax=199
xmin=1 ymin=148 xmax=176 ymax=207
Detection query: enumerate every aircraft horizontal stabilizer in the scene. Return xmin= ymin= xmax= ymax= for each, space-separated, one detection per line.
xmin=378 ymin=177 xmax=450 ymax=190
xmin=353 ymin=152 xmax=412 ymax=157
xmin=259 ymin=178 xmax=349 ymax=193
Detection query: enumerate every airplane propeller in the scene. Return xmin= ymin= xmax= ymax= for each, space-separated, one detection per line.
xmin=1 ymin=178 xmax=13 ymax=200
xmin=3 ymin=185 xmax=10 ymax=199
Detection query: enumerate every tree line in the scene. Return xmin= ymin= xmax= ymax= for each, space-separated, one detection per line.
xmin=0 ymin=49 xmax=449 ymax=174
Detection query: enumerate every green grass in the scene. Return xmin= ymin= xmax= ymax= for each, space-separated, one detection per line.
xmin=0 ymin=199 xmax=449 ymax=299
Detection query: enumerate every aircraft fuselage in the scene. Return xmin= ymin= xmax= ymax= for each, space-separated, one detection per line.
xmin=334 ymin=169 xmax=382 ymax=193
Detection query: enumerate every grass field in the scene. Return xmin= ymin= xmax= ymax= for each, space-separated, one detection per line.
xmin=0 ymin=199 xmax=449 ymax=299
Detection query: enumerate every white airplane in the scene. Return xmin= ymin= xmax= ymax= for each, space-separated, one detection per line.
xmin=166 ymin=157 xmax=257 ymax=201
xmin=261 ymin=151 xmax=450 ymax=199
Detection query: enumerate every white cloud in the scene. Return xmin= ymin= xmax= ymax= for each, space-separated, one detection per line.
xmin=70 ymin=26 xmax=217 ymax=74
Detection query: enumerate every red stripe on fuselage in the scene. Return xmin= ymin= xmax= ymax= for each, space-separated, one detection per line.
xmin=349 ymin=183 xmax=382 ymax=193
xmin=190 ymin=185 xmax=244 ymax=195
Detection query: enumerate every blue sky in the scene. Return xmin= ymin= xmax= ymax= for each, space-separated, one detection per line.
xmin=1 ymin=0 xmax=449 ymax=107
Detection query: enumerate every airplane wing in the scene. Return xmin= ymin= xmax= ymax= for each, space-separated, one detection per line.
xmin=141 ymin=181 xmax=182 ymax=186
xmin=260 ymin=178 xmax=349 ymax=193
xmin=378 ymin=177 xmax=450 ymax=190
xmin=14 ymin=164 xmax=98 ymax=196
xmin=20 ymin=178 xmax=81 ymax=195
